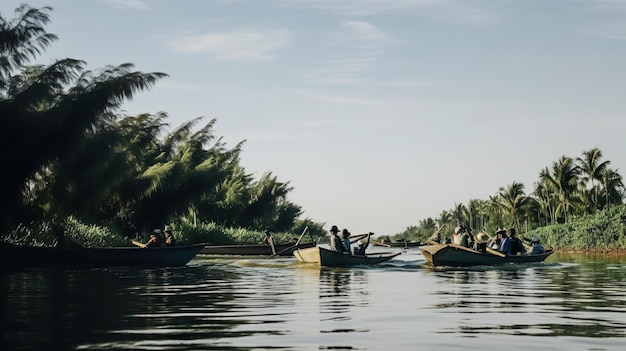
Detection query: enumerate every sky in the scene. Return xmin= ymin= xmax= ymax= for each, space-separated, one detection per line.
xmin=3 ymin=0 xmax=626 ymax=235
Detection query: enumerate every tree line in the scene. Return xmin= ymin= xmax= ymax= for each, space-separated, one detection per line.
xmin=397 ymin=148 xmax=625 ymax=242
xmin=0 ymin=5 xmax=325 ymax=240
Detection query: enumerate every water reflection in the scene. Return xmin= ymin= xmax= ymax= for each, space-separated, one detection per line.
xmin=426 ymin=263 xmax=626 ymax=340
xmin=2 ymin=253 xmax=626 ymax=350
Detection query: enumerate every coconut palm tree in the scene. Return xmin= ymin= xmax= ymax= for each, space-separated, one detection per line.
xmin=576 ymin=148 xmax=610 ymax=213
xmin=497 ymin=181 xmax=528 ymax=229
xmin=0 ymin=5 xmax=167 ymax=231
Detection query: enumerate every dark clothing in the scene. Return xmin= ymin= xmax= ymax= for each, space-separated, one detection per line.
xmin=510 ymin=237 xmax=524 ymax=255
xmin=165 ymin=234 xmax=176 ymax=246
xmin=353 ymin=244 xmax=368 ymax=256
xmin=145 ymin=235 xmax=163 ymax=247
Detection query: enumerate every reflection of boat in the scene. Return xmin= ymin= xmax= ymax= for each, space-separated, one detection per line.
xmin=419 ymin=243 xmax=555 ymax=267
xmin=0 ymin=241 xmax=205 ymax=268
xmin=372 ymin=240 xmax=422 ymax=248
xmin=293 ymin=246 xmax=401 ymax=267
xmin=199 ymin=241 xmax=316 ymax=256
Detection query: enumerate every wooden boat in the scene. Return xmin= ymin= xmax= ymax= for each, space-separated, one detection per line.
xmin=419 ymin=243 xmax=555 ymax=267
xmin=199 ymin=241 xmax=316 ymax=256
xmin=0 ymin=241 xmax=205 ymax=268
xmin=372 ymin=240 xmax=422 ymax=248
xmin=293 ymin=246 xmax=401 ymax=267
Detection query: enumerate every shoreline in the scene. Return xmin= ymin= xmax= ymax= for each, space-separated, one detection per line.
xmin=554 ymin=247 xmax=626 ymax=255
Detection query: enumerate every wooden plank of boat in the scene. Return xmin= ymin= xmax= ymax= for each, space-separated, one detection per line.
xmin=293 ymin=246 xmax=401 ymax=267
xmin=419 ymin=243 xmax=554 ymax=267
xmin=0 ymin=241 xmax=206 ymax=268
xmin=200 ymin=241 xmax=316 ymax=256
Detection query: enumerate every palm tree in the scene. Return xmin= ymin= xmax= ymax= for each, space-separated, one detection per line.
xmin=497 ymin=181 xmax=528 ymax=229
xmin=576 ymin=148 xmax=610 ymax=212
xmin=538 ymin=156 xmax=581 ymax=222
xmin=1 ymin=5 xmax=167 ymax=231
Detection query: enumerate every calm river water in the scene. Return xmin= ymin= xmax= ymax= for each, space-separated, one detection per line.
xmin=1 ymin=248 xmax=625 ymax=351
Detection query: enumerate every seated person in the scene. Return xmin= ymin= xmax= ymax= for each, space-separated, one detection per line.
xmin=353 ymin=234 xmax=371 ymax=256
xmin=164 ymin=225 xmax=176 ymax=246
xmin=529 ymin=236 xmax=545 ymax=254
xmin=508 ymin=228 xmax=525 ymax=255
xmin=145 ymin=229 xmax=164 ymax=247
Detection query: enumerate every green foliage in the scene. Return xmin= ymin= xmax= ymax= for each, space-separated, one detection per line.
xmin=527 ymin=204 xmax=626 ymax=251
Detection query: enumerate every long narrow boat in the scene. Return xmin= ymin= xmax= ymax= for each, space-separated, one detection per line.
xmin=372 ymin=240 xmax=422 ymax=248
xmin=293 ymin=246 xmax=401 ymax=267
xmin=419 ymin=243 xmax=554 ymax=267
xmin=0 ymin=241 xmax=206 ymax=268
xmin=199 ymin=241 xmax=316 ymax=256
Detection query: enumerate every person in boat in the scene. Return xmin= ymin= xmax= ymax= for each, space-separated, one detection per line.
xmin=329 ymin=225 xmax=345 ymax=253
xmin=353 ymin=233 xmax=371 ymax=256
xmin=164 ymin=225 xmax=176 ymax=246
xmin=145 ymin=229 xmax=164 ymax=247
xmin=452 ymin=225 xmax=473 ymax=248
xmin=499 ymin=228 xmax=512 ymax=255
xmin=341 ymin=228 xmax=352 ymax=255
xmin=263 ymin=228 xmax=274 ymax=245
xmin=508 ymin=228 xmax=524 ymax=255
xmin=53 ymin=227 xmax=82 ymax=248
xmin=489 ymin=228 xmax=506 ymax=250
xmin=528 ymin=236 xmax=545 ymax=254
xmin=475 ymin=231 xmax=490 ymax=252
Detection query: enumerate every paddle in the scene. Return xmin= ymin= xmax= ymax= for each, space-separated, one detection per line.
xmin=132 ymin=240 xmax=147 ymax=248
xmin=426 ymin=223 xmax=448 ymax=245
xmin=372 ymin=241 xmax=391 ymax=247
xmin=350 ymin=232 xmax=372 ymax=244
xmin=269 ymin=226 xmax=309 ymax=258
xmin=479 ymin=230 xmax=506 ymax=257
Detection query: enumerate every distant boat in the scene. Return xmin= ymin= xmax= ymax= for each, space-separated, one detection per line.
xmin=0 ymin=241 xmax=205 ymax=268
xmin=419 ymin=243 xmax=554 ymax=267
xmin=199 ymin=241 xmax=316 ymax=256
xmin=372 ymin=240 xmax=422 ymax=248
xmin=293 ymin=246 xmax=401 ymax=267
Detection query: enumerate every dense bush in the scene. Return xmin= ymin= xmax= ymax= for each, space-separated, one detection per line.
xmin=527 ymin=205 xmax=626 ymax=252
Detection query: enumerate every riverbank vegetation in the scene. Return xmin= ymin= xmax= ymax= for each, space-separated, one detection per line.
xmin=0 ymin=5 xmax=327 ymax=246
xmin=393 ymin=148 xmax=626 ymax=252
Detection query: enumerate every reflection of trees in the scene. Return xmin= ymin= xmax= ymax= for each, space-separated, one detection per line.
xmin=0 ymin=266 xmax=258 ymax=350
xmin=431 ymin=260 xmax=626 ymax=338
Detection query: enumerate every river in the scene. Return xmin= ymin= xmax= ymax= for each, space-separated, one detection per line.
xmin=1 ymin=249 xmax=625 ymax=350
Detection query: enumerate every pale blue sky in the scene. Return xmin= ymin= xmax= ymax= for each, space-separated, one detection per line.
xmin=4 ymin=0 xmax=626 ymax=234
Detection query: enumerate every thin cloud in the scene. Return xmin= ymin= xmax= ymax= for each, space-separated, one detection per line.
xmin=273 ymin=0 xmax=499 ymax=24
xmin=101 ymin=0 xmax=150 ymax=10
xmin=342 ymin=21 xmax=389 ymax=40
xmin=167 ymin=29 xmax=292 ymax=61
xmin=298 ymin=90 xmax=381 ymax=106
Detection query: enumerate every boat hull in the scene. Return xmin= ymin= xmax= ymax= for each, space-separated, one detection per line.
xmin=420 ymin=244 xmax=554 ymax=267
xmin=200 ymin=241 xmax=316 ymax=256
xmin=293 ymin=246 xmax=401 ymax=267
xmin=0 ymin=241 xmax=205 ymax=268
xmin=373 ymin=241 xmax=422 ymax=248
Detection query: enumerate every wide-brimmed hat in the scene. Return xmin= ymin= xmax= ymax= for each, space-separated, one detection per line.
xmin=164 ymin=225 xmax=173 ymax=233
xmin=531 ymin=236 xmax=540 ymax=243
xmin=476 ymin=232 xmax=490 ymax=243
xmin=495 ymin=228 xmax=507 ymax=235
xmin=152 ymin=229 xmax=162 ymax=235
xmin=453 ymin=226 xmax=461 ymax=234
xmin=357 ymin=239 xmax=367 ymax=245
xmin=330 ymin=225 xmax=339 ymax=233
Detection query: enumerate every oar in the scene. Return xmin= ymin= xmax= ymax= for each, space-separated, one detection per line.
xmin=349 ymin=232 xmax=372 ymax=244
xmin=426 ymin=223 xmax=448 ymax=245
xmin=372 ymin=241 xmax=391 ymax=247
xmin=479 ymin=230 xmax=506 ymax=257
xmin=131 ymin=240 xmax=147 ymax=248
xmin=269 ymin=226 xmax=309 ymax=258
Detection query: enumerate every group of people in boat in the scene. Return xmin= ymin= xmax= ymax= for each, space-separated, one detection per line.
xmin=328 ymin=225 xmax=371 ymax=256
xmin=144 ymin=225 xmax=177 ymax=247
xmin=449 ymin=225 xmax=545 ymax=255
